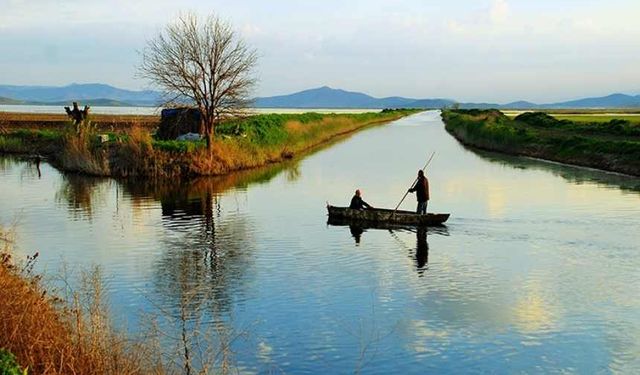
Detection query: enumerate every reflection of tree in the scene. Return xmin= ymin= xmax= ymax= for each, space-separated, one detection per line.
xmin=115 ymin=163 xmax=302 ymax=372
xmin=149 ymin=184 xmax=256 ymax=372
xmin=55 ymin=173 xmax=111 ymax=220
xmin=123 ymin=159 xmax=300 ymax=203
xmin=0 ymin=156 xmax=18 ymax=173
xmin=0 ymin=155 xmax=41 ymax=179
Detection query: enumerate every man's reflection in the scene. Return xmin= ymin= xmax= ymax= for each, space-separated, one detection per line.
xmin=415 ymin=227 xmax=429 ymax=274
xmin=349 ymin=225 xmax=364 ymax=245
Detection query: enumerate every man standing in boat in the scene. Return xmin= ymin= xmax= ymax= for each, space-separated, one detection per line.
xmin=350 ymin=189 xmax=373 ymax=210
xmin=408 ymin=170 xmax=429 ymax=214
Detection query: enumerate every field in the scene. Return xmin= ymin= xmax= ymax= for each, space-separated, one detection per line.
xmin=0 ymin=112 xmax=158 ymax=131
xmin=502 ymin=110 xmax=640 ymax=123
xmin=550 ymin=114 xmax=640 ymax=123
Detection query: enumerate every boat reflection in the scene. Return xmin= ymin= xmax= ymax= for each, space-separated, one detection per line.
xmin=328 ymin=217 xmax=448 ymax=274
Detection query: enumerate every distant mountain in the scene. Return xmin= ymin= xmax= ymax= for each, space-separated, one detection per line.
xmin=254 ymin=86 xmax=421 ymax=109
xmin=27 ymin=98 xmax=135 ymax=107
xmin=254 ymin=87 xmax=640 ymax=109
xmin=0 ymin=83 xmax=161 ymax=106
xmin=403 ymin=98 xmax=457 ymax=108
xmin=1 ymin=83 xmax=639 ymax=109
xmin=0 ymin=96 xmax=25 ymax=105
xmin=543 ymin=93 xmax=640 ymax=109
xmin=502 ymin=101 xmax=539 ymax=109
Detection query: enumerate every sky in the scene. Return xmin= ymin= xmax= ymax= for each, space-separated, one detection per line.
xmin=0 ymin=0 xmax=639 ymax=103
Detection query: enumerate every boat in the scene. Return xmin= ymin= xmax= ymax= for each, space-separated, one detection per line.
xmin=326 ymin=205 xmax=450 ymax=226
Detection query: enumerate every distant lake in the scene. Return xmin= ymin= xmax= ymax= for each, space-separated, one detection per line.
xmin=0 ymin=104 xmax=379 ymax=115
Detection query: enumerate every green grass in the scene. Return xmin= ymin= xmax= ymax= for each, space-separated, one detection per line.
xmin=551 ymin=115 xmax=640 ymax=123
xmin=0 ymin=349 xmax=26 ymax=375
xmin=152 ymin=139 xmax=206 ymax=153
xmin=10 ymin=129 xmax=64 ymax=142
xmin=441 ymin=109 xmax=640 ymax=176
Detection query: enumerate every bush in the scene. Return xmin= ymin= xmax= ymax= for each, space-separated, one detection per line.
xmin=0 ymin=349 xmax=26 ymax=375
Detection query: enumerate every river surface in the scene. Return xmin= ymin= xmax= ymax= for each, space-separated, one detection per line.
xmin=1 ymin=111 xmax=639 ymax=373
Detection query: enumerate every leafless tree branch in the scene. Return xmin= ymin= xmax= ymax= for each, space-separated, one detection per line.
xmin=139 ymin=12 xmax=257 ymax=149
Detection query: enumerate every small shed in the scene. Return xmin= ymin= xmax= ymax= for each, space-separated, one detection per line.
xmin=156 ymin=108 xmax=202 ymax=140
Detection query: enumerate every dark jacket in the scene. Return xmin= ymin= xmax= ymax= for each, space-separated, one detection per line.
xmin=409 ymin=176 xmax=429 ymax=202
xmin=350 ymin=195 xmax=371 ymax=209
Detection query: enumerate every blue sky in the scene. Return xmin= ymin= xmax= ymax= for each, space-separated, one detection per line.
xmin=1 ymin=0 xmax=639 ymax=102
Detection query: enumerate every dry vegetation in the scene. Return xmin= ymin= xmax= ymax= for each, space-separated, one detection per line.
xmin=0 ymin=110 xmax=417 ymax=178
xmin=0 ymin=224 xmax=243 ymax=374
xmin=0 ymin=112 xmax=158 ymax=132
xmin=0 ymin=226 xmax=162 ymax=374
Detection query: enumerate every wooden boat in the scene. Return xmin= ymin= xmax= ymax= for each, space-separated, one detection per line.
xmin=327 ymin=205 xmax=450 ymax=226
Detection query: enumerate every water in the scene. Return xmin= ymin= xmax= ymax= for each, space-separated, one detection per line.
xmin=1 ymin=111 xmax=639 ymax=373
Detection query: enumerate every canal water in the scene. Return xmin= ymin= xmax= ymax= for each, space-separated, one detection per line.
xmin=1 ymin=111 xmax=639 ymax=373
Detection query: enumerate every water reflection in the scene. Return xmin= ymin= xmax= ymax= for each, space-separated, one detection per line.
xmin=468 ymin=147 xmax=640 ymax=195
xmin=55 ymin=174 xmax=112 ymax=220
xmin=0 ymin=155 xmax=42 ymax=180
xmin=328 ymin=218 xmax=449 ymax=274
xmin=416 ymin=227 xmax=428 ymax=271
xmin=349 ymin=225 xmax=363 ymax=245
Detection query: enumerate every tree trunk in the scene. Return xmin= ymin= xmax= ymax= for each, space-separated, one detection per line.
xmin=204 ymin=117 xmax=214 ymax=151
xmin=206 ymin=131 xmax=213 ymax=150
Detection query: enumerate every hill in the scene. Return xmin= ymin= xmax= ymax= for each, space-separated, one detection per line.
xmin=253 ymin=86 xmax=420 ymax=109
xmin=0 ymin=96 xmax=25 ymax=105
xmin=544 ymin=93 xmax=640 ymax=109
xmin=1 ymin=83 xmax=639 ymax=109
xmin=0 ymin=83 xmax=161 ymax=106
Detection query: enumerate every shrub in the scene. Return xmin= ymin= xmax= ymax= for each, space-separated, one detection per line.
xmin=0 ymin=349 xmax=26 ymax=375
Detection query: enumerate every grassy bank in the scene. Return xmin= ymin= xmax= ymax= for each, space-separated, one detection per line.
xmin=441 ymin=109 xmax=640 ymax=176
xmin=0 ymin=110 xmax=418 ymax=178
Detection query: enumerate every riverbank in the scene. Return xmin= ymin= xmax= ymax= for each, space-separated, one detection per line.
xmin=0 ymin=110 xmax=418 ymax=178
xmin=441 ymin=109 xmax=640 ymax=176
xmin=0 ymin=226 xmax=158 ymax=374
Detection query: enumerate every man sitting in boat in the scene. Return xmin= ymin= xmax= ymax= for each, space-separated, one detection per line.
xmin=349 ymin=189 xmax=373 ymax=210
xmin=408 ymin=170 xmax=429 ymax=214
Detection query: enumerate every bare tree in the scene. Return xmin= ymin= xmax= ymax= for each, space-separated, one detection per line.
xmin=140 ymin=12 xmax=258 ymax=149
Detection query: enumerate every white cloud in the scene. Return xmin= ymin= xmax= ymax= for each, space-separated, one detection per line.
xmin=489 ymin=0 xmax=510 ymax=24
xmin=1 ymin=0 xmax=640 ymax=101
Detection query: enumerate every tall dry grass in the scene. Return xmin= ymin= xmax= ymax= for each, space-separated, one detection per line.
xmin=0 ymin=226 xmax=162 ymax=374
xmin=60 ymin=130 xmax=110 ymax=176
xmin=1 ymin=223 xmax=246 ymax=374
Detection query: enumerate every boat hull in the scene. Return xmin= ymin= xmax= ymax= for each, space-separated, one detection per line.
xmin=327 ymin=205 xmax=450 ymax=226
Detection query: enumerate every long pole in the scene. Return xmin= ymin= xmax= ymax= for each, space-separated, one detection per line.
xmin=392 ymin=152 xmax=435 ymax=214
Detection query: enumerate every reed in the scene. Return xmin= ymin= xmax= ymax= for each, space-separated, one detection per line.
xmin=0 ymin=224 xmax=162 ymax=374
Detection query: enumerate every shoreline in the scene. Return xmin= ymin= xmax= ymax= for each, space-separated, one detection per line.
xmin=0 ymin=110 xmax=419 ymax=179
xmin=441 ymin=109 xmax=640 ymax=177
